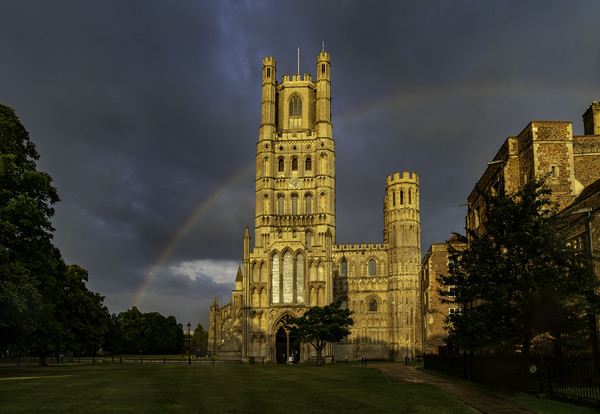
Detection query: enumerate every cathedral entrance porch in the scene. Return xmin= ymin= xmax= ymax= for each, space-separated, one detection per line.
xmin=275 ymin=327 xmax=300 ymax=364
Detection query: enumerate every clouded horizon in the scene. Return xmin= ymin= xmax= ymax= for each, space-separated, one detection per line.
xmin=2 ymin=1 xmax=599 ymax=329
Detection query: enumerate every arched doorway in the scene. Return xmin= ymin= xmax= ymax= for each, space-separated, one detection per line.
xmin=275 ymin=327 xmax=300 ymax=364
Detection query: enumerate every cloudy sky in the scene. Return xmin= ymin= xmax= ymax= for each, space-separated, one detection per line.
xmin=1 ymin=1 xmax=599 ymax=329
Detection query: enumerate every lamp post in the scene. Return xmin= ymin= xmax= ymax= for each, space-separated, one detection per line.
xmin=187 ymin=322 xmax=192 ymax=365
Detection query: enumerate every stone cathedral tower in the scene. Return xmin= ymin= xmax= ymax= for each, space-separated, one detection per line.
xmin=209 ymin=50 xmax=422 ymax=363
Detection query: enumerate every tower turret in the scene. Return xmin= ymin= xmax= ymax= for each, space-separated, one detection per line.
xmin=315 ymin=51 xmax=331 ymax=138
xmin=260 ymin=57 xmax=277 ymax=141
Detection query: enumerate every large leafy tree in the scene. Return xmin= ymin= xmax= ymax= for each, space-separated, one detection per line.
xmin=1 ymin=103 xmax=109 ymax=362
xmin=0 ymin=103 xmax=60 ymax=354
xmin=440 ymin=178 xmax=594 ymax=356
xmin=284 ymin=301 xmax=353 ymax=365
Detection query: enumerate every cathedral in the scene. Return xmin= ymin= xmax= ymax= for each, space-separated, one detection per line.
xmin=208 ymin=50 xmax=422 ymax=363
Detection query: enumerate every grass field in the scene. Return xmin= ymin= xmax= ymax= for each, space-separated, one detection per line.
xmin=0 ymin=363 xmax=596 ymax=413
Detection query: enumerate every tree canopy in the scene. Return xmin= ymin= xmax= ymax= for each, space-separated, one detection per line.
xmin=284 ymin=301 xmax=353 ymax=365
xmin=440 ymin=178 xmax=594 ymax=356
xmin=1 ymin=103 xmax=109 ymax=361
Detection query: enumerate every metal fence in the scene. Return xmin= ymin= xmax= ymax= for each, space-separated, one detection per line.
xmin=424 ymin=353 xmax=600 ymax=404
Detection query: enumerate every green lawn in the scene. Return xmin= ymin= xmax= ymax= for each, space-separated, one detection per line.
xmin=0 ymin=363 xmax=597 ymax=413
xmin=0 ymin=363 xmax=472 ymax=414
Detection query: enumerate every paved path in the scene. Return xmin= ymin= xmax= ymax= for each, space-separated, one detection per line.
xmin=370 ymin=363 xmax=536 ymax=414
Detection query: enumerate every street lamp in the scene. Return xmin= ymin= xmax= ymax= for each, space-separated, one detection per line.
xmin=187 ymin=322 xmax=192 ymax=365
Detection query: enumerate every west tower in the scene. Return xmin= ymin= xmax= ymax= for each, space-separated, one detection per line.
xmin=209 ymin=50 xmax=423 ymax=363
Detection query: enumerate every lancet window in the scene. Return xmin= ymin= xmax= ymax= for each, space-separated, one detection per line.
xmin=271 ymin=251 xmax=305 ymax=305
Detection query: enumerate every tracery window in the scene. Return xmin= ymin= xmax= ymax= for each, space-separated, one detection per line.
xmin=369 ymin=299 xmax=378 ymax=312
xmin=305 ymin=194 xmax=312 ymax=214
xmin=340 ymin=260 xmax=348 ymax=277
xmin=271 ymin=250 xmax=305 ymax=305
xmin=278 ymin=195 xmax=284 ymax=215
xmin=291 ymin=195 xmax=298 ymax=215
xmin=289 ymin=94 xmax=302 ymax=117
xmin=305 ymin=157 xmax=312 ymax=172
xmin=368 ymin=259 xmax=376 ymax=276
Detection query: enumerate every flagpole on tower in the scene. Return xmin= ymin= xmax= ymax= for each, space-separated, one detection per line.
xmin=297 ymin=46 xmax=300 ymax=74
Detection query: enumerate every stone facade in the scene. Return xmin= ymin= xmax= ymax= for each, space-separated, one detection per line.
xmin=421 ymin=101 xmax=600 ymax=352
xmin=208 ymin=50 xmax=422 ymax=363
xmin=420 ymin=235 xmax=466 ymax=354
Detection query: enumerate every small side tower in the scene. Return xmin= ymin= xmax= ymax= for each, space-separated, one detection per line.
xmin=315 ymin=51 xmax=331 ymax=138
xmin=383 ymin=171 xmax=422 ymax=359
xmin=260 ymin=56 xmax=277 ymax=141
xmin=583 ymin=101 xmax=600 ymax=136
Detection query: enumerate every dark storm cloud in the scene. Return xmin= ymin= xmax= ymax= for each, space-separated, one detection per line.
xmin=1 ymin=0 xmax=599 ymax=326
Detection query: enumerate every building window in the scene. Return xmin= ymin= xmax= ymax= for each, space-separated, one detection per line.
xmin=449 ymin=307 xmax=461 ymax=315
xmin=305 ymin=157 xmax=312 ymax=172
xmin=278 ymin=196 xmax=284 ymax=215
xmin=266 ymin=67 xmax=271 ymax=78
xmin=368 ymin=259 xmax=376 ymax=276
xmin=291 ymin=195 xmax=298 ymax=215
xmin=292 ymin=158 xmax=298 ymax=171
xmin=369 ymin=299 xmax=378 ymax=312
xmin=305 ymin=194 xmax=312 ymax=214
xmin=400 ymin=190 xmax=404 ymax=205
xmin=340 ymin=260 xmax=348 ymax=277
xmin=408 ymin=189 xmax=412 ymax=204
xmin=278 ymin=158 xmax=284 ymax=173
xmin=289 ymin=94 xmax=302 ymax=117
xmin=305 ymin=231 xmax=312 ymax=250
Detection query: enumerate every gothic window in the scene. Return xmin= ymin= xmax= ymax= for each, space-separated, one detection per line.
xmin=400 ymin=190 xmax=404 ymax=205
xmin=305 ymin=157 xmax=312 ymax=172
xmin=305 ymin=194 xmax=312 ymax=214
xmin=305 ymin=231 xmax=312 ymax=250
xmin=289 ymin=94 xmax=302 ymax=117
xmin=272 ymin=253 xmax=280 ymax=304
xmin=369 ymin=299 xmax=378 ymax=312
xmin=291 ymin=195 xmax=298 ymax=215
xmin=292 ymin=157 xmax=298 ymax=171
xmin=368 ymin=259 xmax=376 ymax=276
xmin=283 ymin=251 xmax=293 ymax=303
xmin=263 ymin=194 xmax=269 ymax=215
xmin=340 ymin=260 xmax=348 ymax=277
xmin=296 ymin=252 xmax=304 ymax=302
xmin=392 ymin=192 xmax=396 ymax=206
xmin=278 ymin=195 xmax=284 ymax=215
xmin=266 ymin=67 xmax=271 ymax=78
xmin=278 ymin=158 xmax=284 ymax=173
xmin=408 ymin=189 xmax=412 ymax=204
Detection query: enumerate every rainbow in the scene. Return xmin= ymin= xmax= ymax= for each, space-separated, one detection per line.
xmin=133 ymin=161 xmax=255 ymax=307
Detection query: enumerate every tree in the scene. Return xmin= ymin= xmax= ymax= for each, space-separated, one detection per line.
xmin=190 ymin=323 xmax=208 ymax=356
xmin=440 ymin=178 xmax=594 ymax=356
xmin=1 ymin=103 xmax=109 ymax=363
xmin=284 ymin=301 xmax=353 ymax=365
xmin=0 ymin=103 xmax=60 ymax=357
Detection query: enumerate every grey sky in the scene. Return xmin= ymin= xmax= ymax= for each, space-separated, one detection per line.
xmin=1 ymin=0 xmax=598 ymax=328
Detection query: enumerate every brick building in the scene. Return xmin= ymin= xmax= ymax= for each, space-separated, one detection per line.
xmin=421 ymin=101 xmax=600 ymax=352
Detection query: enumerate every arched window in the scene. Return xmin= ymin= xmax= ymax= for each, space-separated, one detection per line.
xmin=291 ymin=195 xmax=298 ymax=215
xmin=400 ymin=190 xmax=404 ymax=205
xmin=392 ymin=192 xmax=396 ymax=206
xmin=340 ymin=260 xmax=348 ymax=277
xmin=296 ymin=252 xmax=304 ymax=302
xmin=272 ymin=253 xmax=280 ymax=304
xmin=278 ymin=195 xmax=284 ymax=215
xmin=305 ymin=157 xmax=312 ymax=172
xmin=305 ymin=231 xmax=312 ymax=250
xmin=368 ymin=259 xmax=376 ymax=276
xmin=305 ymin=194 xmax=312 ymax=214
xmin=278 ymin=158 xmax=284 ymax=173
xmin=369 ymin=299 xmax=378 ymax=312
xmin=289 ymin=94 xmax=302 ymax=117
xmin=408 ymin=189 xmax=412 ymax=204
xmin=292 ymin=158 xmax=298 ymax=171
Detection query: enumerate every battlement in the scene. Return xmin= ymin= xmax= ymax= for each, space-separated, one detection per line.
xmin=334 ymin=243 xmax=386 ymax=252
xmin=386 ymin=171 xmax=419 ymax=185
xmin=281 ymin=74 xmax=313 ymax=83
xmin=317 ymin=51 xmax=330 ymax=62
xmin=263 ymin=56 xmax=276 ymax=66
